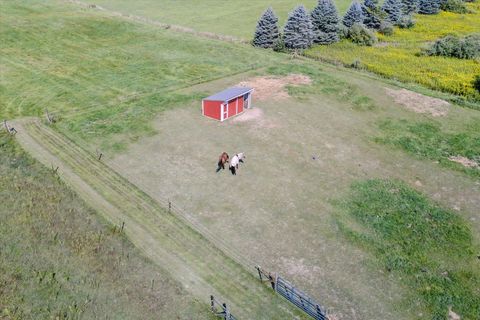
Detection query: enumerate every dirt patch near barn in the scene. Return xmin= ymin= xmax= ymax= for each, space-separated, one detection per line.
xmin=231 ymin=108 xmax=277 ymax=128
xmin=385 ymin=88 xmax=450 ymax=117
xmin=238 ymin=74 xmax=312 ymax=101
xmin=448 ymin=156 xmax=479 ymax=168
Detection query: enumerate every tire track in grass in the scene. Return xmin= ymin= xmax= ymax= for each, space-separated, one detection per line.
xmin=13 ymin=119 xmax=306 ymax=319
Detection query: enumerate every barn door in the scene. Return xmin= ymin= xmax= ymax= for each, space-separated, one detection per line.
xmin=243 ymin=93 xmax=250 ymax=109
xmin=222 ymin=103 xmax=228 ymax=121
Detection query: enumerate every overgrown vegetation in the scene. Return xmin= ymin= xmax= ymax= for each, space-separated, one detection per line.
xmin=375 ymin=118 xmax=480 ymax=178
xmin=440 ymin=0 xmax=468 ymax=13
xmin=305 ymin=2 xmax=480 ymax=100
xmin=426 ymin=33 xmax=480 ymax=59
xmin=338 ymin=179 xmax=480 ymax=319
xmin=0 ymin=134 xmax=212 ymax=319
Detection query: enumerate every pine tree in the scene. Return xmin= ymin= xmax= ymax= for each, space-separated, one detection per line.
xmin=284 ymin=5 xmax=314 ymax=49
xmin=311 ymin=0 xmax=340 ymax=44
xmin=252 ymin=7 xmax=280 ymax=48
xmin=401 ymin=0 xmax=419 ymax=14
xmin=343 ymin=1 xmax=364 ymax=28
xmin=418 ymin=0 xmax=440 ymax=14
xmin=382 ymin=0 xmax=402 ymax=24
xmin=362 ymin=0 xmax=381 ymax=29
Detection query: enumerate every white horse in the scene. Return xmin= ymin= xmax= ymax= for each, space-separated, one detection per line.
xmin=229 ymin=153 xmax=245 ymax=175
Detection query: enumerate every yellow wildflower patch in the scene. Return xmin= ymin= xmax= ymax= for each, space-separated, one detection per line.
xmin=305 ymin=3 xmax=480 ymax=99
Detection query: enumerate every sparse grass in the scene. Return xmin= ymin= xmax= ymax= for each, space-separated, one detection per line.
xmin=375 ymin=118 xmax=480 ymax=178
xmin=305 ymin=3 xmax=480 ymax=100
xmin=0 ymin=133 xmax=213 ymax=319
xmin=337 ymin=179 xmax=480 ymax=320
xmin=266 ymin=63 xmax=376 ymax=110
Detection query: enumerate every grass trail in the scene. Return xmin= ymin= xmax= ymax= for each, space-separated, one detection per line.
xmin=13 ymin=119 xmax=307 ymax=320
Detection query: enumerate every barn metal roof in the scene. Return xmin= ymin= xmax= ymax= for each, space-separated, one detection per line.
xmin=204 ymin=87 xmax=253 ymax=102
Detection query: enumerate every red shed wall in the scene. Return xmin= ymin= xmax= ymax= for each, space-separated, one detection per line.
xmin=238 ymin=96 xmax=244 ymax=113
xmin=203 ymin=100 xmax=221 ymax=120
xmin=227 ymin=98 xmax=237 ymax=118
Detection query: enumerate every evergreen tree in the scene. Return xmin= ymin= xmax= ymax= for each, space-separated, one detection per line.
xmin=253 ymin=7 xmax=280 ymax=48
xmin=401 ymin=0 xmax=419 ymax=14
xmin=418 ymin=0 xmax=440 ymax=14
xmin=284 ymin=5 xmax=314 ymax=49
xmin=311 ymin=0 xmax=340 ymax=44
xmin=382 ymin=0 xmax=402 ymax=24
xmin=343 ymin=1 xmax=364 ymax=28
xmin=362 ymin=0 xmax=381 ymax=29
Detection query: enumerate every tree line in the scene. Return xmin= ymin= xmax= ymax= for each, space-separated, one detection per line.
xmin=253 ymin=0 xmax=471 ymax=49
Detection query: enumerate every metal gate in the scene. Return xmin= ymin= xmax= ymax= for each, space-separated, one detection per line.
xmin=256 ymin=266 xmax=327 ymax=320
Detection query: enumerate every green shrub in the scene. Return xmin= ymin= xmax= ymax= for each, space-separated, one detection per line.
xmin=427 ymin=33 xmax=480 ymax=59
xmin=440 ymin=0 xmax=468 ymax=13
xmin=474 ymin=75 xmax=480 ymax=93
xmin=347 ymin=23 xmax=378 ymax=46
xmin=338 ymin=24 xmax=350 ymax=39
xmin=378 ymin=20 xmax=394 ymax=35
xmin=397 ymin=14 xmax=416 ymax=28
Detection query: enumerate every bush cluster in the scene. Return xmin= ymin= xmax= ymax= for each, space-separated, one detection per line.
xmin=426 ymin=33 xmax=480 ymax=59
xmin=440 ymin=0 xmax=468 ymax=13
xmin=347 ymin=23 xmax=377 ymax=45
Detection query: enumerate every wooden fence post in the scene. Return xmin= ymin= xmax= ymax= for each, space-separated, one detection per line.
xmin=210 ymin=295 xmax=215 ymax=312
xmin=256 ymin=266 xmax=263 ymax=281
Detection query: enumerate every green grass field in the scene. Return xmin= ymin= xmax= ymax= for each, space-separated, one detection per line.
xmin=2 ymin=0 xmax=480 ymax=319
xmin=82 ymin=0 xmax=351 ymax=38
xmin=0 ymin=133 xmax=213 ymax=319
xmin=0 ymin=0 xmax=284 ymax=151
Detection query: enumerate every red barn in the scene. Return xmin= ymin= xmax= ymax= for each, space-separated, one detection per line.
xmin=202 ymin=87 xmax=253 ymax=121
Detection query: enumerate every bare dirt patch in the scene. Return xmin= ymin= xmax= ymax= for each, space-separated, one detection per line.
xmin=448 ymin=156 xmax=479 ymax=168
xmin=231 ymin=108 xmax=277 ymax=128
xmin=238 ymin=74 xmax=312 ymax=101
xmin=385 ymin=88 xmax=450 ymax=117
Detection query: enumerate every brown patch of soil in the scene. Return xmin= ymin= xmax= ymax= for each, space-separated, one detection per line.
xmin=448 ymin=156 xmax=479 ymax=168
xmin=231 ymin=108 xmax=277 ymax=128
xmin=385 ymin=88 xmax=449 ymax=117
xmin=238 ymin=74 xmax=312 ymax=101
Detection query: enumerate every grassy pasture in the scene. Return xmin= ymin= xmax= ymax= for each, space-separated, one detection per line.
xmin=81 ymin=0 xmax=351 ymax=39
xmin=78 ymin=0 xmax=480 ymax=100
xmin=305 ymin=3 xmax=480 ymax=100
xmin=0 ymin=134 xmax=213 ymax=319
xmin=338 ymin=179 xmax=479 ymax=319
xmin=110 ymin=61 xmax=480 ymax=319
xmin=2 ymin=1 xmax=480 ymax=319
xmin=0 ymin=0 xmax=284 ymax=151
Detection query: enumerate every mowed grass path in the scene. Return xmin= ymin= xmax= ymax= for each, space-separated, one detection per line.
xmin=305 ymin=4 xmax=480 ymax=100
xmin=0 ymin=0 xmax=284 ymax=150
xmin=81 ymin=0 xmax=350 ymax=38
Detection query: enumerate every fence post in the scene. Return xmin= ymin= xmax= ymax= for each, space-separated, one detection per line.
xmin=222 ymin=303 xmax=229 ymax=320
xmin=210 ymin=295 xmax=215 ymax=312
xmin=256 ymin=265 xmax=263 ymax=281
xmin=168 ymin=199 xmax=172 ymax=213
